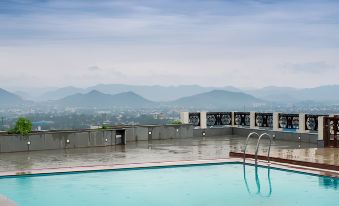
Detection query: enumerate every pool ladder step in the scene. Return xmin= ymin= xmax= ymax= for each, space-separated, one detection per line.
xmin=243 ymin=132 xmax=273 ymax=164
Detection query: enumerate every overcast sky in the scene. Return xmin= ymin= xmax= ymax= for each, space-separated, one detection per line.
xmin=1 ymin=0 xmax=339 ymax=90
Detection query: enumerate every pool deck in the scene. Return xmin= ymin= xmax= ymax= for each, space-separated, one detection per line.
xmin=0 ymin=135 xmax=338 ymax=177
xmin=0 ymin=195 xmax=18 ymax=206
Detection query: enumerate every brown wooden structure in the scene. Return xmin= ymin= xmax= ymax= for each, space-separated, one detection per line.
xmin=323 ymin=116 xmax=339 ymax=147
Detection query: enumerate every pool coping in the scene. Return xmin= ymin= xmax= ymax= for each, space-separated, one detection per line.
xmin=230 ymin=151 xmax=339 ymax=175
xmin=0 ymin=157 xmax=339 ymax=178
xmin=0 ymin=158 xmax=236 ymax=177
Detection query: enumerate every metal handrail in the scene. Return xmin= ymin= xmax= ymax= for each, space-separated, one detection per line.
xmin=243 ymin=132 xmax=259 ymax=163
xmin=242 ymin=132 xmax=273 ymax=197
xmin=243 ymin=164 xmax=272 ymax=197
xmin=254 ymin=133 xmax=273 ymax=164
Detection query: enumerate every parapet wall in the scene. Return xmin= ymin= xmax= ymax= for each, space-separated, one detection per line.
xmin=0 ymin=129 xmax=123 ymax=153
xmin=193 ymin=127 xmax=233 ymax=137
xmin=232 ymin=127 xmax=318 ymax=144
xmin=0 ymin=124 xmax=194 ymax=153
xmin=0 ymin=122 xmax=321 ymax=153
xmin=181 ymin=111 xmax=327 ymax=142
xmin=192 ymin=126 xmax=318 ymax=144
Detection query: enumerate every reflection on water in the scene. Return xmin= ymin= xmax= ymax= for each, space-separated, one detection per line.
xmin=243 ymin=164 xmax=272 ymax=197
xmin=319 ymin=176 xmax=338 ymax=190
xmin=243 ymin=164 xmax=339 ymax=193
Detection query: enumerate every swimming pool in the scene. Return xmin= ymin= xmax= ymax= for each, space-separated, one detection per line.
xmin=0 ymin=163 xmax=338 ymax=206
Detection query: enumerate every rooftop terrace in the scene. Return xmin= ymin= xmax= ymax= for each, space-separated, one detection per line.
xmin=2 ymin=135 xmax=338 ymax=177
xmin=0 ymin=110 xmax=338 ymax=177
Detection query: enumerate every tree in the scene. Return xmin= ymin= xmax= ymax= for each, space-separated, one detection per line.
xmin=14 ymin=117 xmax=32 ymax=136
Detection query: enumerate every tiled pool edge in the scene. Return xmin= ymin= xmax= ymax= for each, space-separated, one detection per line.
xmin=0 ymin=157 xmax=339 ymax=179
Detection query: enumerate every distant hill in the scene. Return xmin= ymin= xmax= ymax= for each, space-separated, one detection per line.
xmin=0 ymin=88 xmax=25 ymax=106
xmin=246 ymin=86 xmax=299 ymax=103
xmin=246 ymin=85 xmax=339 ymax=103
xmin=170 ymin=90 xmax=265 ymax=109
xmin=57 ymin=90 xmax=155 ymax=108
xmin=298 ymin=85 xmax=339 ymax=103
xmin=40 ymin=84 xmax=241 ymax=101
xmin=87 ymin=84 xmax=241 ymax=102
xmin=40 ymin=86 xmax=85 ymax=100
xmin=14 ymin=90 xmax=31 ymax=100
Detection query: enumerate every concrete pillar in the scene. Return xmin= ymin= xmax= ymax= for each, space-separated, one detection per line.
xmin=318 ymin=116 xmax=325 ymax=141
xmin=231 ymin=112 xmax=236 ymax=127
xmin=298 ymin=113 xmax=306 ymax=133
xmin=180 ymin=112 xmax=189 ymax=124
xmin=250 ymin=112 xmax=256 ymax=129
xmin=200 ymin=112 xmax=207 ymax=129
xmin=273 ymin=112 xmax=282 ymax=131
xmin=317 ymin=116 xmax=325 ymax=148
xmin=124 ymin=130 xmax=127 ymax=145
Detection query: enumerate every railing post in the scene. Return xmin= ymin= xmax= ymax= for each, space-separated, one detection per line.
xmin=298 ymin=113 xmax=306 ymax=133
xmin=250 ymin=112 xmax=256 ymax=129
xmin=200 ymin=112 xmax=207 ymax=129
xmin=273 ymin=112 xmax=282 ymax=131
xmin=180 ymin=112 xmax=189 ymax=124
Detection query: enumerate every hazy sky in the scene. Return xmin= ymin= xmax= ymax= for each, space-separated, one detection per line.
xmin=1 ymin=0 xmax=339 ymax=90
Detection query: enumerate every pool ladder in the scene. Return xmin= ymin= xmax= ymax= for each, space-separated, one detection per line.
xmin=243 ymin=132 xmax=273 ymax=164
xmin=243 ymin=132 xmax=273 ymax=197
xmin=243 ymin=163 xmax=272 ymax=197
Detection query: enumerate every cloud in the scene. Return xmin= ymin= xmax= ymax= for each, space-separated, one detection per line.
xmin=280 ymin=61 xmax=335 ymax=73
xmin=87 ymin=66 xmax=125 ymax=77
xmin=87 ymin=66 xmax=101 ymax=71
xmin=1 ymin=0 xmax=339 ymax=89
xmin=109 ymin=68 xmax=125 ymax=78
xmin=1 ymin=0 xmax=339 ymax=47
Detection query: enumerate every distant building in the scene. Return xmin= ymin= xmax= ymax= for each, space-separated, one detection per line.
xmin=90 ymin=125 xmax=101 ymax=129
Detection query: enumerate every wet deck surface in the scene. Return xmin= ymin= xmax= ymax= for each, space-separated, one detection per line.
xmin=261 ymin=148 xmax=339 ymax=166
xmin=0 ymin=195 xmax=18 ymax=206
xmin=0 ymin=135 xmax=322 ymax=172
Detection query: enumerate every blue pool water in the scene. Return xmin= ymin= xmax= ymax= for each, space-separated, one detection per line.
xmin=0 ymin=163 xmax=338 ymax=206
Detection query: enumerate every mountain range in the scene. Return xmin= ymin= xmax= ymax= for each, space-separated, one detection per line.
xmin=1 ymin=87 xmax=262 ymax=109
xmin=169 ymin=90 xmax=264 ymax=109
xmin=57 ymin=90 xmax=155 ymax=108
xmin=0 ymin=88 xmax=25 ymax=107
xmin=38 ymin=84 xmax=241 ymax=102
xmin=246 ymin=85 xmax=339 ymax=103
xmin=12 ymin=84 xmax=339 ymax=104
xmin=2 ymin=84 xmax=339 ymax=109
